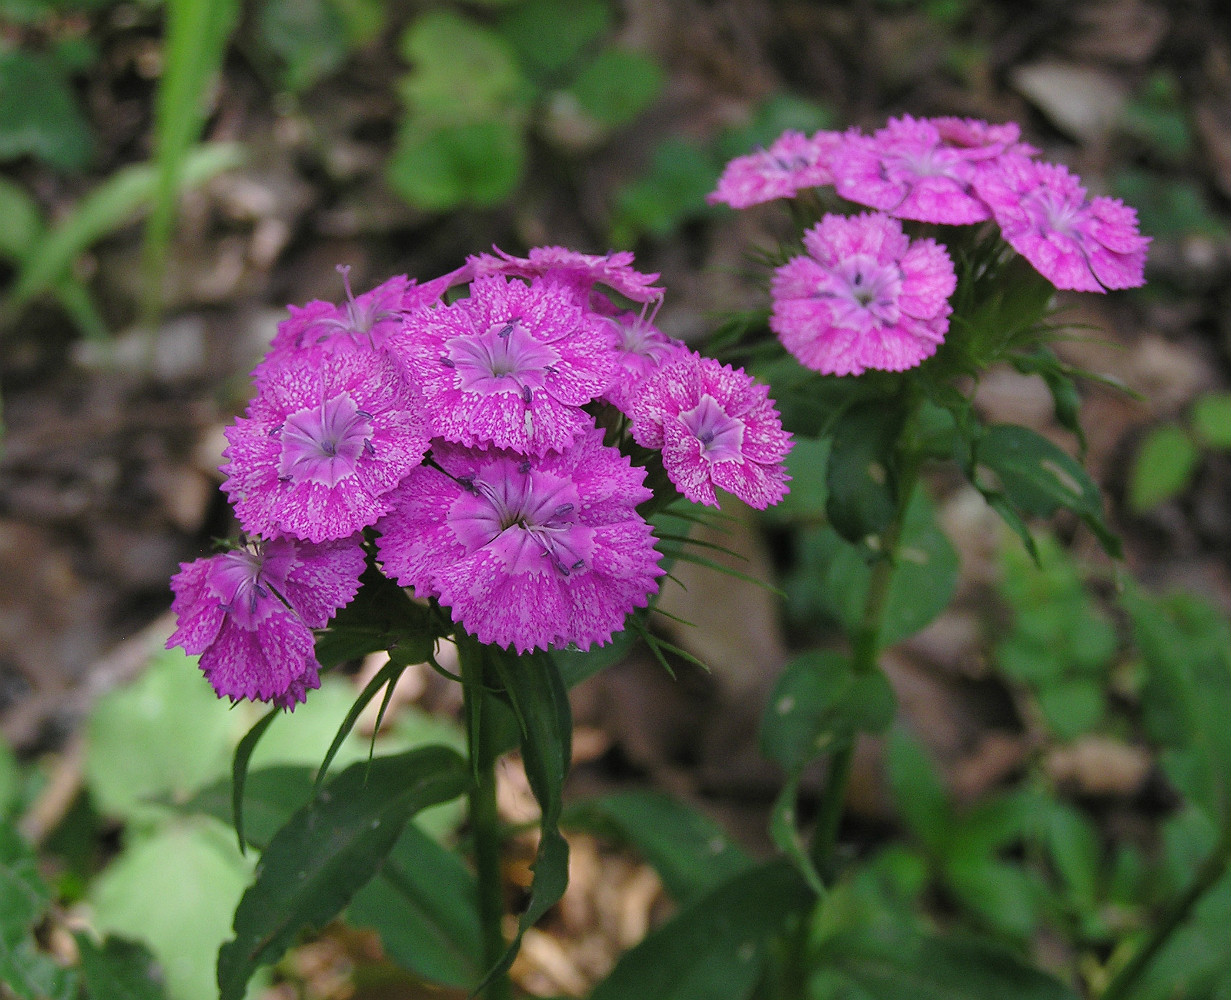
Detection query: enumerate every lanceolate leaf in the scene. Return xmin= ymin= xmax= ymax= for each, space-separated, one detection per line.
xmin=483 ymin=649 xmax=572 ymax=985
xmin=589 ymin=859 xmax=813 ymax=1000
xmin=347 ymin=822 xmax=485 ymax=988
xmin=216 ymin=745 xmax=469 ymax=1000
xmin=972 ymin=424 xmax=1121 ymax=559
xmin=563 ymin=790 xmax=753 ymax=904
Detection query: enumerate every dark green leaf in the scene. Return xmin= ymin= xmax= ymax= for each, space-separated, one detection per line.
xmin=216 ymin=745 xmax=469 ymax=1000
xmin=231 ymin=708 xmax=279 ymax=852
xmin=760 ymin=652 xmax=854 ymax=771
xmin=388 ymin=119 xmax=526 ymax=211
xmin=180 ymin=765 xmax=316 ymax=849
xmin=1043 ymin=802 xmax=1102 ymax=909
xmin=816 ymin=929 xmax=1081 ymax=1000
xmin=482 ymin=651 xmax=571 ymax=978
xmin=313 ymin=562 xmax=437 ymax=669
xmin=885 ymin=727 xmax=950 ymax=857
xmin=764 ymin=436 xmax=830 ymax=522
xmin=568 ymin=47 xmax=663 ymax=128
xmin=0 ymin=177 xmax=44 ymax=262
xmin=973 ymin=424 xmax=1120 ymax=558
xmin=563 ymin=791 xmax=753 ymax=904
xmin=610 ymin=136 xmax=718 ymax=245
xmin=551 ymin=626 xmax=637 ymax=688
xmin=347 ymin=823 xmax=484 ymax=988
xmin=589 ymin=860 xmax=813 ymax=1000
xmin=1035 ymin=677 xmax=1105 ymax=741
xmin=1129 ymin=423 xmax=1200 ymax=512
xmin=76 ymin=934 xmax=169 ymax=1000
xmin=497 ymin=0 xmax=610 ymax=77
xmin=0 ymin=49 xmax=92 ymax=169
xmin=944 ymin=855 xmax=1040 ymax=941
xmin=826 ymin=400 xmax=905 ymax=544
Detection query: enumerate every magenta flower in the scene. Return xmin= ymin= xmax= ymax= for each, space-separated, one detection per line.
xmin=629 ymin=353 xmax=791 ymax=509
xmin=392 ymin=274 xmax=616 ymax=456
xmin=222 ymin=347 xmax=429 ymax=543
xmin=467 ymin=245 xmax=664 ymax=305
xmin=707 ymin=129 xmax=843 ymax=209
xmin=598 ymin=310 xmax=689 ymax=412
xmin=930 ymin=117 xmax=1038 ymax=160
xmin=167 ymin=535 xmax=365 ymax=709
xmin=770 ymin=212 xmax=956 ymax=376
xmin=974 ymin=157 xmax=1150 ymax=292
xmin=831 ymin=115 xmax=993 ymax=225
xmin=376 ymin=431 xmax=663 ymax=653
xmin=257 ymin=267 xmax=468 ymax=381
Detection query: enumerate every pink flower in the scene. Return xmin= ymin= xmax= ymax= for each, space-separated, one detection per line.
xmin=770 ymin=212 xmax=956 ymax=376
xmin=707 ymin=129 xmax=843 ymax=209
xmin=974 ymin=157 xmax=1149 ymax=292
xmin=830 ymin=115 xmax=993 ymax=225
xmin=376 ymin=431 xmax=663 ymax=653
xmin=391 ymin=274 xmax=616 ymax=456
xmin=467 ymin=245 xmax=664 ymax=305
xmin=222 ymin=347 xmax=429 ymax=543
xmin=598 ymin=310 xmax=689 ymax=412
xmin=167 ymin=536 xmax=365 ymax=709
xmin=930 ymin=117 xmax=1038 ymax=160
xmin=629 ymin=353 xmax=791 ymax=509
xmin=257 ymin=267 xmax=468 ymax=380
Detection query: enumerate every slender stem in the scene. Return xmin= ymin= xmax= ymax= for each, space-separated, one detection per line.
xmin=460 ymin=642 xmax=513 ymax=1000
xmin=808 ymin=452 xmax=920 ymax=881
xmin=1100 ymin=830 xmax=1231 ymax=1000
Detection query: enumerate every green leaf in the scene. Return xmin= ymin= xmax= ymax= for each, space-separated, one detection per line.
xmin=0 ymin=177 xmax=44 ymax=262
xmin=1126 ymin=587 xmax=1231 ymax=824
xmin=8 ymin=142 xmax=243 ymax=310
xmin=347 ymin=822 xmax=484 ymax=988
xmin=484 ymin=649 xmax=572 ymax=983
xmin=1042 ymin=802 xmax=1102 ymax=909
xmin=1191 ymin=392 xmax=1231 ymax=450
xmin=973 ymin=424 xmax=1120 ymax=558
xmin=1035 ymin=677 xmax=1105 ymax=741
xmin=590 ymin=859 xmax=813 ymax=1000
xmin=826 ymin=400 xmax=905 ymax=544
xmin=0 ymin=822 xmax=77 ymax=999
xmin=567 ymin=47 xmax=662 ymax=128
xmin=944 ymin=855 xmax=1040 ymax=940
xmin=0 ymin=48 xmax=92 ymax=170
xmin=1129 ymin=423 xmax=1200 ymax=511
xmin=257 ymin=0 xmax=380 ymax=93
xmin=399 ymin=9 xmax=528 ymax=122
xmin=815 ymin=929 xmax=1081 ymax=999
xmin=84 ymin=647 xmax=241 ymax=824
xmin=497 ymin=0 xmax=610 ymax=77
xmin=884 ymin=727 xmax=950 ymax=857
xmin=142 ymin=0 xmax=241 ymax=321
xmin=563 ymin=791 xmax=753 ymax=904
xmin=764 ymin=435 xmax=830 ymax=522
xmin=610 ymin=136 xmax=718 ymax=245
xmin=181 ymin=765 xmax=316 ymax=849
xmin=388 ymin=118 xmax=526 ymax=211
xmin=312 ymin=561 xmax=438 ymax=670
xmin=75 ymin=934 xmax=170 ymax=1000
xmin=759 ymin=652 xmax=855 ymax=771
xmin=717 ymin=92 xmax=834 ymax=160
xmin=90 ymin=819 xmax=254 ymax=1000
xmin=230 ymin=708 xmax=279 ymax=852
xmin=550 ymin=625 xmax=637 ymax=688
xmin=216 ymin=745 xmax=469 ymax=1000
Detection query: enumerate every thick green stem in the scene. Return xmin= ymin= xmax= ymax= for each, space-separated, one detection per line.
xmin=1100 ymin=829 xmax=1231 ymax=1000
xmin=460 ymin=643 xmax=513 ymax=1000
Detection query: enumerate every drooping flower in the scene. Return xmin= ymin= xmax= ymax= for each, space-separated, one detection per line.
xmin=770 ymin=211 xmax=956 ymax=376
xmin=376 ymin=431 xmax=663 ymax=653
xmin=391 ymin=274 xmax=616 ymax=456
xmin=707 ymin=129 xmax=843 ymax=209
xmin=629 ymin=353 xmax=791 ymax=509
xmin=974 ymin=157 xmax=1150 ymax=292
xmin=222 ymin=347 xmax=429 ymax=543
xmin=830 ymin=115 xmax=994 ymax=225
xmin=467 ymin=245 xmax=664 ymax=305
xmin=167 ymin=535 xmax=365 ymax=709
xmin=598 ymin=309 xmax=689 ymax=412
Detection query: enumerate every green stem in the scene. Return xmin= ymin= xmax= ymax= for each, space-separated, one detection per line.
xmin=460 ymin=642 xmax=513 ymax=1000
xmin=808 ymin=450 xmax=920 ymax=882
xmin=1100 ymin=828 xmax=1231 ymax=1000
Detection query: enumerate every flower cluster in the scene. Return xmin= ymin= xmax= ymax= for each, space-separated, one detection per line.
xmin=710 ymin=113 xmax=1149 ymax=376
xmin=169 ymin=248 xmax=791 ymax=705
